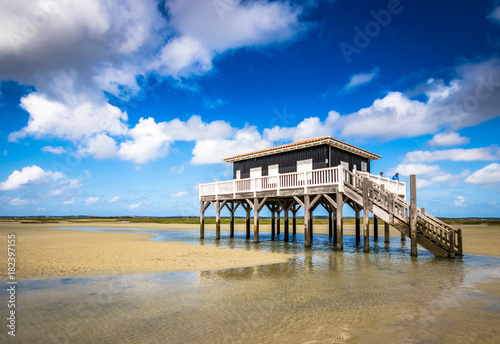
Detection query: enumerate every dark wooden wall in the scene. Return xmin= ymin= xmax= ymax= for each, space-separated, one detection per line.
xmin=232 ymin=144 xmax=371 ymax=179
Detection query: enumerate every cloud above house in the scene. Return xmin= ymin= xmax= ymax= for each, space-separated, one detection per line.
xmin=342 ymin=67 xmax=380 ymax=91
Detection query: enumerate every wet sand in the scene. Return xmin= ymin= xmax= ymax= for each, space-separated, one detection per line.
xmin=0 ymin=221 xmax=498 ymax=280
xmin=0 ymin=225 xmax=295 ymax=280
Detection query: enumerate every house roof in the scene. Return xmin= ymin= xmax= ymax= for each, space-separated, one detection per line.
xmin=223 ymin=136 xmax=381 ymax=162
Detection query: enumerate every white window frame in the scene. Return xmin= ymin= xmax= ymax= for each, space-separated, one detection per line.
xmin=235 ymin=170 xmax=241 ymax=179
xmin=297 ymin=159 xmax=313 ymax=183
xmin=340 ymin=161 xmax=349 ymax=170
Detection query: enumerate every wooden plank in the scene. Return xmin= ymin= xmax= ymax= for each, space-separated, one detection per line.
xmin=292 ymin=195 xmax=304 ymax=208
xmin=323 ymin=193 xmax=337 ymax=209
xmin=410 ymin=174 xmax=418 ymax=257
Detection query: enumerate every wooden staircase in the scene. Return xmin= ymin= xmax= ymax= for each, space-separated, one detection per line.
xmin=342 ymin=169 xmax=463 ymax=258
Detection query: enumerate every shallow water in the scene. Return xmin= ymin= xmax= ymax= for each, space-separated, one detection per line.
xmin=2 ymin=229 xmax=500 ymax=343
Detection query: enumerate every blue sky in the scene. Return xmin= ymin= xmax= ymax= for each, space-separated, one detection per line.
xmin=1 ymin=0 xmax=500 ymax=218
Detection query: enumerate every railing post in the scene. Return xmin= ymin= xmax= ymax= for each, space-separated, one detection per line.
xmin=338 ymin=166 xmax=344 ymax=192
xmin=215 ymin=182 xmax=219 ymax=200
xmin=233 ymin=180 xmax=236 ymax=198
xmin=410 ymin=174 xmax=418 ymax=257
xmin=449 ymin=229 xmax=455 ymax=259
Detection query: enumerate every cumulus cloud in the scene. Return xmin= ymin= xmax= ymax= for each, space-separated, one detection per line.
xmin=85 ymin=197 xmax=99 ymax=205
xmin=169 ymin=191 xmax=188 ymax=197
xmin=488 ymin=6 xmax=500 ymax=23
xmin=270 ymin=59 xmax=500 ymax=142
xmin=63 ymin=199 xmax=75 ymax=205
xmin=465 ymin=163 xmax=500 ymax=184
xmin=404 ymin=146 xmax=500 ymax=162
xmin=3 ymin=0 xmax=306 ymax=163
xmin=343 ymin=67 xmax=379 ymax=91
xmin=109 ymin=196 xmax=120 ymax=202
xmin=191 ymin=126 xmax=272 ymax=164
xmin=41 ymin=146 xmax=67 ymax=154
xmin=425 ymin=132 xmax=470 ymax=147
xmin=0 ymin=165 xmax=65 ymax=191
xmin=389 ymin=163 xmax=454 ymax=189
xmin=453 ymin=195 xmax=466 ymax=207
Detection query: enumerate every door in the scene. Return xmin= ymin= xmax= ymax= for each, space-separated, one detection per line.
xmin=235 ymin=170 xmax=241 ymax=179
xmin=267 ymin=164 xmax=279 ymax=188
xmin=268 ymin=164 xmax=279 ymax=176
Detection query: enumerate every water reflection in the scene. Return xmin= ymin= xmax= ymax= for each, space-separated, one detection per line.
xmin=2 ymin=228 xmax=498 ymax=344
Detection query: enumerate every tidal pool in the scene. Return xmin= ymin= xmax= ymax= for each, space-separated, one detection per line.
xmin=2 ymin=229 xmax=499 ymax=343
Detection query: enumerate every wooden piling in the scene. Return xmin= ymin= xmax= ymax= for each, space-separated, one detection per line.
xmin=410 ymin=174 xmax=418 ymax=256
xmin=355 ymin=209 xmax=361 ymax=244
xmin=384 ymin=221 xmax=390 ymax=244
xmin=271 ymin=209 xmax=276 ymax=239
xmin=284 ymin=207 xmax=289 ymax=242
xmin=215 ymin=200 xmax=221 ymax=240
xmin=363 ymin=178 xmax=370 ymax=253
xmin=373 ymin=215 xmax=378 ymax=241
xmin=304 ymin=195 xmax=311 ymax=247
xmin=253 ymin=198 xmax=259 ymax=243
xmin=200 ymin=201 xmax=206 ymax=239
xmin=277 ymin=209 xmax=281 ymax=235
xmin=336 ymin=192 xmax=343 ymax=250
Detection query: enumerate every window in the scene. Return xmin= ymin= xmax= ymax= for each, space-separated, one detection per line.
xmin=250 ymin=167 xmax=262 ymax=178
xmin=361 ymin=161 xmax=368 ymax=172
xmin=236 ymin=170 xmax=241 ymax=179
xmin=268 ymin=164 xmax=279 ymax=176
xmin=340 ymin=161 xmax=349 ymax=170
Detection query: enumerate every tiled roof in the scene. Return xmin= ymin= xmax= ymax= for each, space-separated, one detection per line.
xmin=223 ymin=136 xmax=381 ymax=162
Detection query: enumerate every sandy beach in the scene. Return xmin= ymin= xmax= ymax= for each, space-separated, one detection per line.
xmin=1 ymin=221 xmax=499 ymax=280
xmin=0 ymin=224 xmax=295 ymax=280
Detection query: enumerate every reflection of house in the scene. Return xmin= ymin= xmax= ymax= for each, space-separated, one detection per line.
xmin=225 ymin=137 xmax=379 ymax=180
xmin=199 ymin=137 xmax=462 ymax=259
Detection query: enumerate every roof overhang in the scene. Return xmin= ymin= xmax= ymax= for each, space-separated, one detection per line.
xmin=223 ymin=137 xmax=381 ymax=163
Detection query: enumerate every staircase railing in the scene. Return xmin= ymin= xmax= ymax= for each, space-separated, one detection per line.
xmin=346 ymin=169 xmax=462 ymax=256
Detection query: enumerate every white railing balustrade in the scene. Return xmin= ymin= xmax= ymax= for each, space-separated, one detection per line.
xmin=355 ymin=171 xmax=406 ymax=197
xmin=199 ymin=165 xmax=406 ymax=199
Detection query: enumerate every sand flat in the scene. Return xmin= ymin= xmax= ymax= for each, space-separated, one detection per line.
xmin=0 ymin=226 xmax=295 ymax=280
xmin=0 ymin=221 xmax=498 ymax=280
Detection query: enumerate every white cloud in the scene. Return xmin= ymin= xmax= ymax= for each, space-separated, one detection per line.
xmin=425 ymin=132 xmax=470 ymax=147
xmin=154 ymin=0 xmax=305 ymax=78
xmin=404 ymin=146 xmax=500 ymax=162
xmin=85 ymin=197 xmax=99 ymax=205
xmin=488 ymin=6 xmax=500 ymax=23
xmin=8 ymin=197 xmax=31 ymax=206
xmin=465 ymin=163 xmax=500 ymax=184
xmin=109 ymin=196 xmax=120 ymax=203
xmin=41 ymin=146 xmax=67 ymax=154
xmin=128 ymin=203 xmax=141 ymax=209
xmin=9 ymin=92 xmax=128 ymax=142
xmin=170 ymin=166 xmax=185 ymax=174
xmin=118 ymin=117 xmax=170 ymax=164
xmin=453 ymin=195 xmax=466 ymax=207
xmin=389 ymin=163 xmax=455 ymax=189
xmin=192 ymin=126 xmax=272 ymax=164
xmin=343 ymin=67 xmax=379 ymax=90
xmin=3 ymin=0 xmax=306 ymax=165
xmin=169 ymin=191 xmax=188 ymax=197
xmin=63 ymin=199 xmax=75 ymax=205
xmin=391 ymin=164 xmax=442 ymax=176
xmin=79 ymin=133 xmax=119 ymax=160
xmin=0 ymin=165 xmax=65 ymax=191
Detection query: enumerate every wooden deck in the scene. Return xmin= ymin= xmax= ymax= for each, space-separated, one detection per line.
xmin=199 ymin=167 xmax=462 ymax=258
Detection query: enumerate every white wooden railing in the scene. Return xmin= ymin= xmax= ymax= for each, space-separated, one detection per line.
xmin=355 ymin=171 xmax=406 ymax=197
xmin=199 ymin=166 xmax=406 ymax=199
